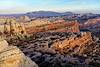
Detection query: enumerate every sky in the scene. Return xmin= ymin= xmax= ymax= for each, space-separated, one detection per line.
xmin=0 ymin=0 xmax=100 ymax=14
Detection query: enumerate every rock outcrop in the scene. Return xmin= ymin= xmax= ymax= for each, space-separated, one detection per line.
xmin=9 ymin=32 xmax=100 ymax=67
xmin=80 ymin=18 xmax=100 ymax=30
xmin=26 ymin=20 xmax=80 ymax=34
xmin=0 ymin=40 xmax=8 ymax=52
xmin=0 ymin=40 xmax=38 ymax=67
xmin=19 ymin=16 xmax=30 ymax=22
xmin=3 ymin=20 xmax=26 ymax=36
xmin=7 ymin=32 xmax=100 ymax=67
xmin=51 ymin=32 xmax=93 ymax=54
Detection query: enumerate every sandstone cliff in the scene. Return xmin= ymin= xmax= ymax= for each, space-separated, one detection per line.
xmin=26 ymin=21 xmax=80 ymax=34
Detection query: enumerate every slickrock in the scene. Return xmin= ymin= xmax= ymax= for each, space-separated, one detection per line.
xmin=0 ymin=40 xmax=38 ymax=67
xmin=0 ymin=40 xmax=8 ymax=52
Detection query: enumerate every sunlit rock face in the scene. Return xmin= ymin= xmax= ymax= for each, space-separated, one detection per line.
xmin=19 ymin=16 xmax=30 ymax=22
xmin=0 ymin=16 xmax=16 ymax=25
xmin=3 ymin=20 xmax=26 ymax=36
xmin=51 ymin=32 xmax=93 ymax=54
xmin=26 ymin=21 xmax=80 ymax=34
xmin=0 ymin=40 xmax=38 ymax=67
xmin=0 ymin=40 xmax=8 ymax=52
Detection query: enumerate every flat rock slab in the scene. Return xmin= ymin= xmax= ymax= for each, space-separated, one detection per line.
xmin=0 ymin=40 xmax=38 ymax=67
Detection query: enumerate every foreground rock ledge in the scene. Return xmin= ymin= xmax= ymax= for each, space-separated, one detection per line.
xmin=0 ymin=40 xmax=38 ymax=67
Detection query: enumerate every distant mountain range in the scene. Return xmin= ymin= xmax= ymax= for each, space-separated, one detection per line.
xmin=26 ymin=11 xmax=75 ymax=17
xmin=0 ymin=11 xmax=75 ymax=18
xmin=0 ymin=11 xmax=100 ymax=18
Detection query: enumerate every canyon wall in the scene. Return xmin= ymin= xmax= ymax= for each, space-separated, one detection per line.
xmin=26 ymin=20 xmax=80 ymax=34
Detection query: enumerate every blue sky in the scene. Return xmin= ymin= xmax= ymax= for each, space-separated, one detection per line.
xmin=0 ymin=0 xmax=100 ymax=14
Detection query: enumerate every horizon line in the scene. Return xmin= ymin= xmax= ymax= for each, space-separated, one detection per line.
xmin=0 ymin=10 xmax=100 ymax=15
